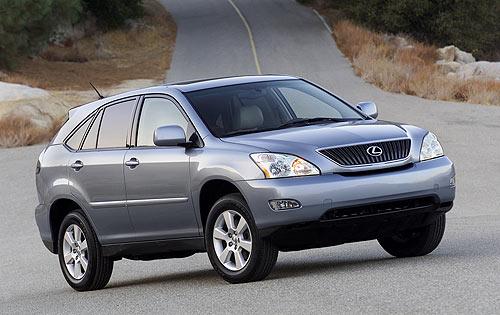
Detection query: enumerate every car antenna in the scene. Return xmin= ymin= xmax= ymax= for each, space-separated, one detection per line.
xmin=89 ymin=82 xmax=104 ymax=99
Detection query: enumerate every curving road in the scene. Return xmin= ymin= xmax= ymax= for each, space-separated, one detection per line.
xmin=1 ymin=0 xmax=499 ymax=313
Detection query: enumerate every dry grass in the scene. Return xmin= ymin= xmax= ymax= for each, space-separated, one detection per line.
xmin=2 ymin=0 xmax=176 ymax=90
xmin=0 ymin=115 xmax=65 ymax=148
xmin=334 ymin=20 xmax=500 ymax=105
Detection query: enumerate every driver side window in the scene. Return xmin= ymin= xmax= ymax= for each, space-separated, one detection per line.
xmin=136 ymin=97 xmax=189 ymax=147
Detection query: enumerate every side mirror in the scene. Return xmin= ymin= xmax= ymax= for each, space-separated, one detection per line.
xmin=153 ymin=125 xmax=186 ymax=147
xmin=356 ymin=101 xmax=378 ymax=119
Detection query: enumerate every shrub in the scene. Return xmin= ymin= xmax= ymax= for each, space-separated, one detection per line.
xmin=333 ymin=20 xmax=500 ymax=105
xmin=0 ymin=0 xmax=145 ymax=69
xmin=82 ymin=0 xmax=144 ymax=30
xmin=0 ymin=114 xmax=65 ymax=148
xmin=324 ymin=0 xmax=499 ymax=60
xmin=0 ymin=0 xmax=82 ymax=69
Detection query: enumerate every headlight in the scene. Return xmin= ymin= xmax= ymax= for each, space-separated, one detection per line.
xmin=250 ymin=153 xmax=320 ymax=178
xmin=420 ymin=132 xmax=444 ymax=161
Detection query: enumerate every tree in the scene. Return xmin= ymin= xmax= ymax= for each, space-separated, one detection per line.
xmin=82 ymin=0 xmax=144 ymax=30
xmin=0 ymin=0 xmax=82 ymax=69
xmin=326 ymin=0 xmax=499 ymax=60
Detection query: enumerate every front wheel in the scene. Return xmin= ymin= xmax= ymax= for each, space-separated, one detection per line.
xmin=378 ymin=214 xmax=446 ymax=257
xmin=58 ymin=210 xmax=113 ymax=291
xmin=205 ymin=193 xmax=278 ymax=283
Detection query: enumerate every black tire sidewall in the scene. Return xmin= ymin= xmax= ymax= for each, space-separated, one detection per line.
xmin=57 ymin=210 xmax=99 ymax=290
xmin=205 ymin=194 xmax=264 ymax=281
xmin=379 ymin=214 xmax=446 ymax=257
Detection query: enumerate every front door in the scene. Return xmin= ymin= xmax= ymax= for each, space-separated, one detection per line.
xmin=124 ymin=96 xmax=199 ymax=241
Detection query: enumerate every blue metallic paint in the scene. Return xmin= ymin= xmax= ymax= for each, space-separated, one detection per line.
xmin=35 ymin=75 xmax=455 ymax=256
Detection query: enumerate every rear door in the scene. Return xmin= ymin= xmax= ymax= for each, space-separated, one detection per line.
xmin=68 ymin=97 xmax=138 ymax=244
xmin=123 ymin=95 xmax=199 ymax=241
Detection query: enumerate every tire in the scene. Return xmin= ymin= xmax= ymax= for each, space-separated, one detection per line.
xmin=57 ymin=210 xmax=113 ymax=291
xmin=205 ymin=193 xmax=278 ymax=284
xmin=378 ymin=214 xmax=446 ymax=258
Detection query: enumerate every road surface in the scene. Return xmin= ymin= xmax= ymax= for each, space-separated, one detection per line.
xmin=1 ymin=0 xmax=499 ymax=313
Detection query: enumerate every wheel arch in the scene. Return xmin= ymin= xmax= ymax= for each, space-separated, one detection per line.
xmin=48 ymin=196 xmax=91 ymax=254
xmin=198 ymin=179 xmax=247 ymax=232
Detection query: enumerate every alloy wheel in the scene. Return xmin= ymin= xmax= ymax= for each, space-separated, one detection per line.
xmin=62 ymin=224 xmax=88 ymax=280
xmin=212 ymin=210 xmax=253 ymax=271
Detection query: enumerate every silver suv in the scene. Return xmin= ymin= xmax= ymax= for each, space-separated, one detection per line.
xmin=35 ymin=75 xmax=455 ymax=291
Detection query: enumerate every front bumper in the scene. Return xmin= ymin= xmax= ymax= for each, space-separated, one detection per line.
xmin=236 ymin=156 xmax=455 ymax=232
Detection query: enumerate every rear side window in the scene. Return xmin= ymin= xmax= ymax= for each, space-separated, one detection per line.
xmin=65 ymin=118 xmax=92 ymax=150
xmin=97 ymin=99 xmax=136 ymax=149
xmin=81 ymin=111 xmax=103 ymax=150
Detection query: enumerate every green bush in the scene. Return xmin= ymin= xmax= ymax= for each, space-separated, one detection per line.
xmin=82 ymin=0 xmax=144 ymax=30
xmin=0 ymin=0 xmax=82 ymax=69
xmin=0 ymin=0 xmax=145 ymax=69
xmin=326 ymin=0 xmax=500 ymax=60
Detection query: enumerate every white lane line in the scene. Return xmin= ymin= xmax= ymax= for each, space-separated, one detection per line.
xmin=313 ymin=9 xmax=333 ymax=34
xmin=227 ymin=0 xmax=262 ymax=75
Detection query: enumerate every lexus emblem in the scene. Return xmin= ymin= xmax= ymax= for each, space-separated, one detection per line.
xmin=366 ymin=145 xmax=383 ymax=157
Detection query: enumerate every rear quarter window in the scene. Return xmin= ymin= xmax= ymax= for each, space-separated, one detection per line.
xmin=65 ymin=118 xmax=92 ymax=150
xmin=81 ymin=111 xmax=103 ymax=150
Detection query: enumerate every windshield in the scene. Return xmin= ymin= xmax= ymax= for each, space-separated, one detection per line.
xmin=184 ymin=79 xmax=365 ymax=137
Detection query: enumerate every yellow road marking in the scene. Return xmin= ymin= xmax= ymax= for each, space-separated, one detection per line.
xmin=227 ymin=0 xmax=262 ymax=75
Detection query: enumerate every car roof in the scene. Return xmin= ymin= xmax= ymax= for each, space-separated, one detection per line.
xmin=69 ymin=75 xmax=298 ymax=117
xmin=167 ymin=75 xmax=298 ymax=92
xmin=54 ymin=75 xmax=299 ymax=144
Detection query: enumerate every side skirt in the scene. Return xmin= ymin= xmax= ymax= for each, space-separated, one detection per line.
xmin=101 ymin=236 xmax=206 ymax=261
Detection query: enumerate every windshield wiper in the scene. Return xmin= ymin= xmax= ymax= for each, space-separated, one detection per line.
xmin=222 ymin=118 xmax=358 ymax=137
xmin=222 ymin=127 xmax=277 ymax=138
xmin=278 ymin=117 xmax=353 ymax=129
xmin=222 ymin=130 xmax=257 ymax=137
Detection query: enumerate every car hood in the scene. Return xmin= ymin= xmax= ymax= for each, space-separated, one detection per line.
xmin=221 ymin=120 xmax=410 ymax=152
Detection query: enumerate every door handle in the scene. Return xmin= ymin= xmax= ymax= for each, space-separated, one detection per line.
xmin=71 ymin=160 xmax=84 ymax=171
xmin=125 ymin=158 xmax=140 ymax=169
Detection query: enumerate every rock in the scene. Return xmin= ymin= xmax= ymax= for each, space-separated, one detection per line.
xmin=125 ymin=19 xmax=149 ymax=32
xmin=437 ymin=45 xmax=456 ymax=62
xmin=383 ymin=34 xmax=411 ymax=49
xmin=436 ymin=45 xmax=476 ymax=64
xmin=6 ymin=104 xmax=54 ymax=129
xmin=451 ymin=61 xmax=500 ymax=80
xmin=50 ymin=15 xmax=98 ymax=46
xmin=95 ymin=37 xmax=114 ymax=60
xmin=436 ymin=60 xmax=462 ymax=74
xmin=0 ymin=82 xmax=49 ymax=102
xmin=401 ymin=45 xmax=414 ymax=50
xmin=454 ymin=49 xmax=475 ymax=64
xmin=0 ymin=71 xmax=7 ymax=80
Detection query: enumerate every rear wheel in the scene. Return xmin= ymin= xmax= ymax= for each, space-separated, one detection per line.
xmin=58 ymin=210 xmax=113 ymax=291
xmin=205 ymin=193 xmax=278 ymax=283
xmin=378 ymin=214 xmax=446 ymax=257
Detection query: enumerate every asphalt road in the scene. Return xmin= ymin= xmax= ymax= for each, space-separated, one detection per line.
xmin=1 ymin=0 xmax=499 ymax=313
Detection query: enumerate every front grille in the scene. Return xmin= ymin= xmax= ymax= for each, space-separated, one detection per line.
xmin=320 ymin=197 xmax=437 ymax=221
xmin=319 ymin=139 xmax=411 ymax=166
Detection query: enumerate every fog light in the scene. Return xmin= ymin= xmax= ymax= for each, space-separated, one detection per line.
xmin=269 ymin=199 xmax=301 ymax=211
